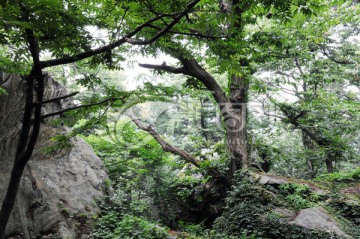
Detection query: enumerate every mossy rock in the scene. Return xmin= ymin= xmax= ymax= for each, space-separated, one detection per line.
xmin=212 ymin=171 xmax=351 ymax=239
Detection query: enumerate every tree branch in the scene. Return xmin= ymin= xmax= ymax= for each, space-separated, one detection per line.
xmin=124 ymin=0 xmax=200 ymax=45
xmin=140 ymin=55 xmax=229 ymax=105
xmin=294 ymin=58 xmax=304 ymax=75
xmin=318 ymin=44 xmax=356 ymax=65
xmin=144 ymin=24 xmax=225 ymax=39
xmin=40 ymin=0 xmax=200 ymax=68
xmin=262 ymin=111 xmax=285 ymax=120
xmin=128 ymin=114 xmax=231 ymax=185
xmin=129 ymin=114 xmax=201 ymax=167
xmin=42 ymin=91 xmax=79 ymax=104
xmin=139 ymin=63 xmax=186 ymax=74
xmin=41 ymin=97 xmax=125 ymax=120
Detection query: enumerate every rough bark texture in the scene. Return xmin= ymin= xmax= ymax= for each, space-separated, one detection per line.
xmin=0 ymin=73 xmax=109 ymax=238
xmin=227 ymin=75 xmax=248 ymax=176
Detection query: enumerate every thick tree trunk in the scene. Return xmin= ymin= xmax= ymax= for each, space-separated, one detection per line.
xmin=225 ymin=0 xmax=250 ymax=174
xmin=227 ymin=75 xmax=248 ymax=176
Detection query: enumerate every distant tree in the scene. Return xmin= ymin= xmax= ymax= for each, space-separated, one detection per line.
xmin=251 ymin=3 xmax=360 ymax=174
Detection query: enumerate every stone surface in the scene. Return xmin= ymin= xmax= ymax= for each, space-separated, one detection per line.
xmin=250 ymin=172 xmax=329 ymax=195
xmin=289 ymin=207 xmax=348 ymax=237
xmin=0 ymin=73 xmax=109 ymax=238
xmin=341 ymin=184 xmax=360 ymax=199
xmin=273 ymin=208 xmax=296 ymax=223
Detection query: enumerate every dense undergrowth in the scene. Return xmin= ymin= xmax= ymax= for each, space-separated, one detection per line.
xmin=90 ymin=168 xmax=360 ymax=239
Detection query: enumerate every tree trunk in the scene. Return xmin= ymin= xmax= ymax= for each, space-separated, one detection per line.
xmin=279 ymin=104 xmax=337 ymax=174
xmin=325 ymin=158 xmax=334 ymax=173
xmin=0 ymin=27 xmax=44 ymax=238
xmin=0 ymin=72 xmax=44 ymax=238
xmin=225 ymin=0 xmax=250 ymax=175
xmin=302 ymin=132 xmax=317 ymax=178
xmin=227 ymin=74 xmax=249 ymax=176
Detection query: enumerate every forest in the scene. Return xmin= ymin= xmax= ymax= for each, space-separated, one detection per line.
xmin=0 ymin=0 xmax=359 ymax=238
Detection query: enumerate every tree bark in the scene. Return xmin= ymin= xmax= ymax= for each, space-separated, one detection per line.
xmin=227 ymin=75 xmax=249 ymax=176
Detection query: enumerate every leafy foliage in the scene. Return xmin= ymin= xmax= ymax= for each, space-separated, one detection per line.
xmin=279 ymin=183 xmax=320 ymax=210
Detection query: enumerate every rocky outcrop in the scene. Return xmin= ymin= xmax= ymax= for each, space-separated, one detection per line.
xmin=274 ymin=207 xmax=349 ymax=237
xmin=341 ymin=184 xmax=360 ymax=199
xmin=249 ymin=172 xmax=329 ymax=195
xmin=289 ymin=207 xmax=348 ymax=237
xmin=246 ymin=172 xmax=352 ymax=237
xmin=0 ymin=73 xmax=109 ymax=238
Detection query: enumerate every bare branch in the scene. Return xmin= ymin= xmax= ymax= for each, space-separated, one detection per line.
xmin=139 ymin=63 xmax=186 ymax=74
xmin=41 ymin=97 xmax=124 ymax=120
xmin=294 ymin=58 xmax=304 ymax=75
xmin=128 ymin=114 xmax=231 ymax=185
xmin=129 ymin=114 xmax=201 ymax=167
xmin=42 ymin=91 xmax=79 ymax=104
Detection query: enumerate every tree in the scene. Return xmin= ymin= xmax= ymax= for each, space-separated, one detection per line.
xmin=134 ymin=0 xmax=328 ymax=180
xmin=0 ymin=0 xmax=200 ymax=236
xmin=250 ymin=2 xmax=360 ymax=174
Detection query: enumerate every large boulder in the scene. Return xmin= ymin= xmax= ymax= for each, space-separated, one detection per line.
xmin=0 ymin=73 xmax=109 ymax=238
xmin=290 ymin=207 xmax=348 ymax=237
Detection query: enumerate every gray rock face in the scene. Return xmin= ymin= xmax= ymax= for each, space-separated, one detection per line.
xmin=250 ymin=172 xmax=329 ymax=195
xmin=289 ymin=207 xmax=348 ymax=237
xmin=0 ymin=73 xmax=109 ymax=238
xmin=273 ymin=206 xmax=348 ymax=237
